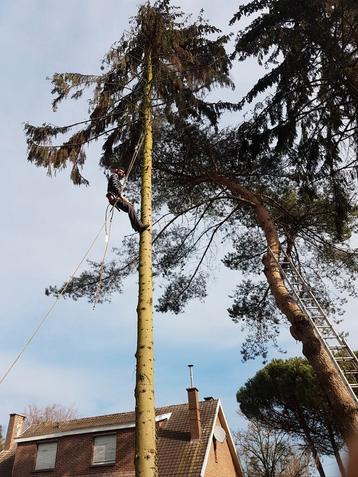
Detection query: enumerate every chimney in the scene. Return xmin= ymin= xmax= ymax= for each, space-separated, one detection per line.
xmin=187 ymin=365 xmax=201 ymax=440
xmin=4 ymin=413 xmax=26 ymax=450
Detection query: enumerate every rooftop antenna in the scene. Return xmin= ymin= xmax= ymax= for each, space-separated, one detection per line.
xmin=188 ymin=364 xmax=194 ymax=388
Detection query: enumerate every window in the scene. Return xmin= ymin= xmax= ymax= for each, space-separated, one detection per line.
xmin=35 ymin=442 xmax=57 ymax=470
xmin=92 ymin=435 xmax=116 ymax=465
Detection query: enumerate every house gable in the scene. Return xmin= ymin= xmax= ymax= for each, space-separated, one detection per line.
xmin=201 ymin=402 xmax=243 ymax=477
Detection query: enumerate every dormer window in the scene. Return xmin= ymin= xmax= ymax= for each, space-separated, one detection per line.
xmin=35 ymin=442 xmax=57 ymax=470
xmin=92 ymin=435 xmax=116 ymax=465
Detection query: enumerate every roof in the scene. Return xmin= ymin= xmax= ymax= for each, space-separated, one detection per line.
xmin=0 ymin=448 xmax=16 ymax=476
xmin=157 ymin=400 xmax=218 ymax=477
xmin=2 ymin=399 xmax=220 ymax=477
xmin=18 ymin=409 xmax=171 ymax=440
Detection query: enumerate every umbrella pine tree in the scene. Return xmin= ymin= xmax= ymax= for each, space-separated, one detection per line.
xmin=237 ymin=358 xmax=346 ymax=477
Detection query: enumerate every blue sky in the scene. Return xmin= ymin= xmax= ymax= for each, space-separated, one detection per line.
xmin=0 ymin=2 xmax=356 ymax=475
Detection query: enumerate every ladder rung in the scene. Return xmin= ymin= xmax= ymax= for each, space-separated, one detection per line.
xmin=276 ymin=252 xmax=358 ymax=402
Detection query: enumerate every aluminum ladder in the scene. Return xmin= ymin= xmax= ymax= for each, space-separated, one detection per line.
xmin=269 ymin=247 xmax=358 ymax=404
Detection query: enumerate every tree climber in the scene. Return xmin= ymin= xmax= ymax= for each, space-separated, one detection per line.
xmin=106 ymin=167 xmax=148 ymax=233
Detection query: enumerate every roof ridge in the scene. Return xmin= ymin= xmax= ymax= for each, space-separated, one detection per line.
xmin=19 ymin=399 xmax=219 ymax=441
xmin=24 ymin=398 xmax=218 ymax=429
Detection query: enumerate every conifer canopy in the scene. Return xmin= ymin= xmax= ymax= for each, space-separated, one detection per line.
xmin=231 ymin=0 xmax=358 ymax=237
xmin=25 ymin=0 xmax=235 ymax=185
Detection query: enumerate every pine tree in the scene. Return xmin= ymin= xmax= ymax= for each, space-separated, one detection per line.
xmin=224 ymin=0 xmax=358 ymax=440
xmin=25 ymin=2 xmax=233 ymax=476
xmin=53 ymin=121 xmax=358 ymax=441
xmin=150 ymin=124 xmax=358 ymax=440
xmin=230 ymin=0 xmax=358 ymax=238
xmin=237 ymin=358 xmax=346 ymax=477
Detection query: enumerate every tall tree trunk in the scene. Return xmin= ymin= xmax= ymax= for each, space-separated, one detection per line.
xmin=295 ymin=406 xmax=326 ymax=477
xmin=326 ymin=421 xmax=346 ymax=477
xmin=135 ymin=51 xmax=157 ymax=477
xmin=211 ymin=173 xmax=358 ymax=441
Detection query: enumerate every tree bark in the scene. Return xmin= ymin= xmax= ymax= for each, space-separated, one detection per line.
xmin=135 ymin=51 xmax=157 ymax=477
xmin=211 ymin=173 xmax=358 ymax=441
xmin=295 ymin=406 xmax=326 ymax=477
xmin=326 ymin=421 xmax=346 ymax=477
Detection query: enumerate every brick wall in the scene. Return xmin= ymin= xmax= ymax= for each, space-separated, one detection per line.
xmin=204 ymin=415 xmax=239 ymax=477
xmin=13 ymin=429 xmax=135 ymax=477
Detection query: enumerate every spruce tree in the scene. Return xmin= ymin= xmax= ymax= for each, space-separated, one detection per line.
xmin=25 ymin=2 xmax=233 ymax=476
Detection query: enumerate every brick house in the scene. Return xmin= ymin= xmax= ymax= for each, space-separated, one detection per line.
xmin=0 ymin=388 xmax=243 ymax=477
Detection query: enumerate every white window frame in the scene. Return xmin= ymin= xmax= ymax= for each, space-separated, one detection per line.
xmin=92 ymin=434 xmax=117 ymax=466
xmin=35 ymin=441 xmax=58 ymax=470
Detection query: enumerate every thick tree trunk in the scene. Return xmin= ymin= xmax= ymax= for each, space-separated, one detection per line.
xmin=212 ymin=173 xmax=358 ymax=441
xmin=135 ymin=52 xmax=157 ymax=477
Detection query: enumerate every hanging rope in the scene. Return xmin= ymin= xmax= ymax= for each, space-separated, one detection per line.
xmin=122 ymin=132 xmax=145 ymax=191
xmin=0 ymin=220 xmax=107 ymax=386
xmin=92 ymin=204 xmax=115 ymax=309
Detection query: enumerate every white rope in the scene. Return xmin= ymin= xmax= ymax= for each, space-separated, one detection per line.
xmin=0 ymin=220 xmax=106 ymax=386
xmin=122 ymin=133 xmax=145 ymax=190
xmin=92 ymin=205 xmax=115 ymax=309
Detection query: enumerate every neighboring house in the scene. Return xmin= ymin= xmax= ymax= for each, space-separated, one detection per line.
xmin=0 ymin=387 xmax=243 ymax=477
